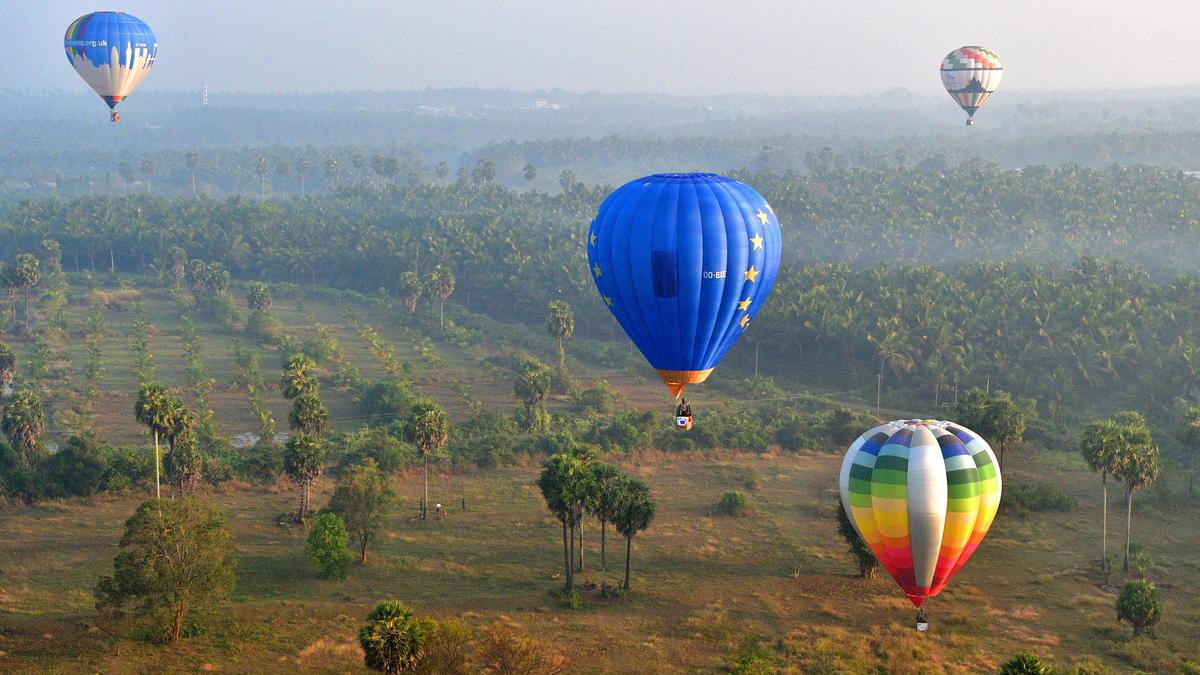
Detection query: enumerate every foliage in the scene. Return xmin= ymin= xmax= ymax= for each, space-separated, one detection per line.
xmin=94 ymin=498 xmax=236 ymax=642
xmin=359 ymin=600 xmax=426 ymax=673
xmin=326 ymin=459 xmax=393 ymax=564
xmin=284 ymin=433 xmax=326 ymax=521
xmin=474 ymin=621 xmax=570 ymax=675
xmin=1116 ymin=579 xmax=1163 ymax=636
xmin=729 ymin=637 xmax=785 ymax=675
xmin=716 ymin=490 xmax=750 ymax=517
xmin=1000 ymin=482 xmax=1078 ymax=517
xmin=835 ymin=497 xmax=877 ymax=578
xmin=305 ymin=512 xmax=352 ymax=580
xmin=2 ymin=388 xmax=45 ymax=465
xmin=999 ymin=651 xmax=1058 ymax=675
xmin=288 ymin=392 xmax=329 ymax=435
xmin=357 ymin=379 xmax=417 ymax=425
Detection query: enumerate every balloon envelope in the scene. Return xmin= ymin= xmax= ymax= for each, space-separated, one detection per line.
xmin=587 ymin=173 xmax=781 ymax=397
xmin=940 ymin=46 xmax=1003 ymax=123
xmin=839 ymin=419 xmax=1001 ymax=606
xmin=64 ymin=11 xmax=157 ymax=112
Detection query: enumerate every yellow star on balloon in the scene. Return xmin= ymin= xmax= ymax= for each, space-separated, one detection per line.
xmin=590 ymin=233 xmax=597 ymax=246
xmin=737 ymin=297 xmax=752 ymax=311
xmin=744 ymin=265 xmax=758 ymax=282
xmin=740 ymin=314 xmax=751 ymax=328
xmin=604 ymin=295 xmax=613 ymax=306
xmin=750 ymin=233 xmax=764 ymax=251
xmin=756 ymin=210 xmax=769 ymax=225
xmin=593 ymin=263 xmax=602 ymax=277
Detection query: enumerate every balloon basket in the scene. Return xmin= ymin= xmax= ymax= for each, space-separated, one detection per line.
xmin=916 ymin=622 xmax=928 ymax=632
xmin=674 ymin=416 xmax=693 ymax=431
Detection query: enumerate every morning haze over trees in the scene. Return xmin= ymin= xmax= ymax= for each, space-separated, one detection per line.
xmin=2 ymin=22 xmax=1200 ymax=675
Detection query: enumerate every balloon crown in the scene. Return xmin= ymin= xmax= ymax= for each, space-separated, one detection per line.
xmin=890 ymin=419 xmax=950 ymax=429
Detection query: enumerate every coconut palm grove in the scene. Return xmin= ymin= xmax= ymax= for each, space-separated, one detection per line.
xmin=0 ymin=3 xmax=1199 ymax=674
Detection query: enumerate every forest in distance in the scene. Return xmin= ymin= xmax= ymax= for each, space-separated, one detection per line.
xmin=2 ymin=90 xmax=1200 ymax=673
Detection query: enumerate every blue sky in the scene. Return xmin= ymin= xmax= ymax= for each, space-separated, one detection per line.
xmin=7 ymin=0 xmax=1199 ymax=96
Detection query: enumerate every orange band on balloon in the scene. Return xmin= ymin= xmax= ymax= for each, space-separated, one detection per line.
xmin=656 ymin=369 xmax=713 ymax=398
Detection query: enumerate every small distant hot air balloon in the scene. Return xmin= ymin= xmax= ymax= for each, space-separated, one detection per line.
xmin=64 ymin=12 xmax=158 ymax=122
xmin=839 ymin=419 xmax=1001 ymax=621
xmin=940 ymin=46 xmax=1003 ymax=126
xmin=587 ymin=173 xmax=781 ymax=424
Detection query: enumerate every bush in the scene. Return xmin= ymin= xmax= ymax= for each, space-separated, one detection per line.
xmin=244 ymin=309 xmax=280 ymax=343
xmin=730 ymin=637 xmax=784 ymax=675
xmin=572 ymin=381 xmax=619 ymax=415
xmin=359 ymin=601 xmax=426 ymax=673
xmin=234 ymin=443 xmax=283 ymax=485
xmin=412 ymin=618 xmax=471 ymax=675
xmin=305 ymin=512 xmax=352 ymax=580
xmin=37 ymin=435 xmax=109 ymax=498
xmin=338 ymin=428 xmax=418 ymax=475
xmin=197 ymin=294 xmax=241 ymax=332
xmin=357 ymin=379 xmax=416 ymax=425
xmin=474 ymin=621 xmax=569 ymax=675
xmin=1116 ymin=579 xmax=1163 ymax=636
xmin=717 ymin=490 xmax=749 ymax=517
xmin=999 ymin=651 xmax=1057 ymax=674
xmin=1000 ymin=482 xmax=1077 ymax=517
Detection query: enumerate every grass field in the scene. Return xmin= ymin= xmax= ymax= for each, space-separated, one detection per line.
xmin=1 ymin=277 xmax=1199 ymax=673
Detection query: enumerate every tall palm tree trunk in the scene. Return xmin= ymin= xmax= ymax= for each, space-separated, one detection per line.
xmin=567 ymin=523 xmax=576 ymax=593
xmin=623 ymin=536 xmax=632 ymax=590
xmin=423 ymin=455 xmax=429 ymax=520
xmin=1100 ymin=473 xmax=1108 ymax=571
xmin=154 ymin=431 xmax=161 ymax=500
xmin=561 ymin=521 xmax=570 ymax=592
xmin=577 ymin=520 xmax=584 ymax=572
xmin=600 ymin=520 xmax=608 ymax=596
xmin=1123 ymin=486 xmax=1133 ymax=573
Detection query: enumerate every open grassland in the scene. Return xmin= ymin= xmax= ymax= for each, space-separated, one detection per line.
xmin=1 ymin=277 xmax=1199 ymax=672
xmin=1 ymin=450 xmax=1199 ymax=673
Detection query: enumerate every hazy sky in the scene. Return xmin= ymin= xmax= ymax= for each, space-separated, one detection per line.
xmin=7 ymin=0 xmax=1200 ymax=97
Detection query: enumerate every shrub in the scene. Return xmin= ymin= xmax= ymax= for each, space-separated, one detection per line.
xmin=197 ymin=294 xmax=241 ymax=332
xmin=1000 ymin=482 xmax=1077 ymax=517
xmin=1116 ymin=579 xmax=1162 ymax=636
xmin=235 ymin=443 xmax=283 ymax=485
xmin=359 ymin=601 xmax=426 ymax=673
xmin=412 ymin=618 xmax=471 ymax=675
xmin=36 ymin=435 xmax=109 ymax=498
xmin=474 ymin=621 xmax=569 ymax=675
xmin=999 ymin=651 xmax=1057 ymax=674
xmin=717 ymin=490 xmax=749 ymax=517
xmin=572 ymin=381 xmax=619 ymax=415
xmin=244 ymin=309 xmax=280 ymax=343
xmin=305 ymin=512 xmax=351 ymax=580
xmin=358 ymin=379 xmax=416 ymax=425
xmin=835 ymin=497 xmax=877 ymax=578
xmin=730 ymin=637 xmax=784 ymax=675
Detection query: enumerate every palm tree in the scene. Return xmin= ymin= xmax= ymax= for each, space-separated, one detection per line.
xmin=255 ymin=158 xmax=270 ymax=198
xmin=613 ymin=475 xmax=655 ymax=591
xmin=404 ymin=400 xmax=447 ymax=520
xmin=140 ymin=159 xmax=156 ymax=196
xmin=397 ymin=271 xmax=423 ymax=314
xmin=1111 ymin=413 xmax=1161 ymax=573
xmin=0 ymin=342 xmax=14 ymax=391
xmin=587 ymin=462 xmax=625 ymax=596
xmin=284 ymin=433 xmax=325 ymax=522
xmin=523 ymin=163 xmax=537 ymax=183
xmin=323 ymin=157 xmax=340 ymax=191
xmin=280 ymin=353 xmax=318 ymax=399
xmin=428 ymin=265 xmax=456 ymax=331
xmin=1176 ymin=401 xmax=1200 ymax=498
xmin=167 ymin=247 xmax=188 ymax=287
xmin=1 ymin=389 xmax=45 ymax=466
xmin=11 ymin=254 xmax=42 ymax=326
xmin=134 ymin=383 xmax=181 ymax=500
xmin=118 ymin=161 xmax=133 ymax=195
xmin=186 ymin=151 xmax=199 ymax=196
xmin=288 ymin=392 xmax=328 ymax=436
xmin=1080 ymin=418 xmax=1122 ymax=571
xmin=545 ymin=301 xmax=574 ymax=374
xmin=537 ymin=453 xmax=587 ymax=594
xmin=295 ymin=157 xmax=311 ymax=195
xmin=514 ymin=359 xmax=551 ymax=432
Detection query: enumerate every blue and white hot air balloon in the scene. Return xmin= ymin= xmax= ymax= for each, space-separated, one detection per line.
xmin=586 ymin=173 xmax=781 ymax=409
xmin=64 ymin=12 xmax=157 ymax=122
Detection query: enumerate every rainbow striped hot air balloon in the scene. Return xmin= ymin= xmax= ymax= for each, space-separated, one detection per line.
xmin=64 ymin=11 xmax=158 ymax=122
xmin=940 ymin=46 xmax=1003 ymax=126
xmin=839 ymin=419 xmax=1001 ymax=607
xmin=587 ymin=173 xmax=781 ymax=401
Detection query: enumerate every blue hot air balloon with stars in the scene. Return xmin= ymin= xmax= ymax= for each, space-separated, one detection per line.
xmin=587 ymin=173 xmax=781 ymax=423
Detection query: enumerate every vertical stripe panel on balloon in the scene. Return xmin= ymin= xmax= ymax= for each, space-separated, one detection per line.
xmin=929 ymin=429 xmax=980 ymax=595
xmin=906 ymin=426 xmax=948 ymax=595
xmin=628 ymin=183 xmax=672 ymax=366
xmin=872 ymin=428 xmax=915 ymax=594
xmin=652 ymin=180 xmax=684 ymax=368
